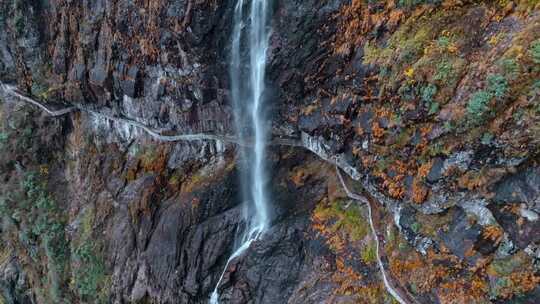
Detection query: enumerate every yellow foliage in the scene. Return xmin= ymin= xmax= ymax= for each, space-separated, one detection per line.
xmin=39 ymin=165 xmax=49 ymax=176
xmin=405 ymin=67 xmax=415 ymax=78
xmin=447 ymin=43 xmax=458 ymax=54
xmin=301 ymin=104 xmax=318 ymax=116
xmin=489 ymin=35 xmax=500 ymax=46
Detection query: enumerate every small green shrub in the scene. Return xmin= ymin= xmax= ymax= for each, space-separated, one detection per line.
xmin=489 ymin=277 xmax=510 ymax=299
xmin=489 ymin=255 xmax=526 ymax=276
xmin=14 ymin=14 xmax=24 ymax=34
xmin=443 ymin=121 xmax=455 ymax=132
xmin=410 ymin=222 xmax=421 ymax=233
xmin=16 ymin=173 xmax=68 ymax=301
xmin=529 ymin=39 xmax=540 ymax=64
xmin=533 ymin=80 xmax=540 ymax=91
xmin=436 ymin=36 xmax=451 ymax=48
xmin=73 ymin=242 xmax=107 ymax=299
xmin=421 ymin=84 xmax=440 ymax=115
xmin=13 ymin=0 xmax=24 ymax=10
xmin=11 ymin=0 xmax=27 ymax=35
xmin=434 ymin=60 xmax=453 ymax=82
xmin=397 ymin=0 xmax=441 ymax=8
xmin=314 ymin=200 xmax=369 ymax=244
xmin=467 ymin=90 xmax=492 ymax=122
xmin=69 ymin=207 xmax=110 ymax=302
xmin=398 ymin=82 xmax=417 ymax=101
xmin=400 ymin=28 xmax=431 ymax=63
xmin=481 ymin=132 xmax=494 ymax=145
xmin=487 ymin=74 xmax=509 ymax=98
xmin=532 ymin=81 xmax=540 ymax=110
xmin=378 ymin=65 xmax=390 ymax=78
xmin=0 ymin=131 xmax=7 ymax=148
xmin=466 ymin=73 xmax=509 ymax=125
xmin=421 ymin=84 xmax=437 ymax=102
xmin=512 ymin=108 xmax=525 ymax=122
xmin=498 ymin=58 xmax=520 ymax=80
xmin=428 ymin=102 xmax=440 ymax=115
xmin=361 ymin=242 xmax=377 ymax=264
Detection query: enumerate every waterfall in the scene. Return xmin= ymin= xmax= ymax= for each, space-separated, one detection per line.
xmin=209 ymin=0 xmax=272 ymax=303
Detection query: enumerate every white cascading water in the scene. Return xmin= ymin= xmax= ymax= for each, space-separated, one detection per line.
xmin=209 ymin=0 xmax=271 ymax=303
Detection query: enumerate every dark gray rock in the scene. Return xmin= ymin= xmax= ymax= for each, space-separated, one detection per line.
xmin=216 ymin=219 xmax=308 ymax=304
xmin=439 ymin=207 xmax=482 ymax=260
xmin=0 ymin=257 xmax=34 ymax=304
xmin=493 ymin=166 xmax=540 ymax=213
xmin=489 ymin=203 xmax=540 ymax=249
xmin=426 ymin=157 xmax=444 ymax=183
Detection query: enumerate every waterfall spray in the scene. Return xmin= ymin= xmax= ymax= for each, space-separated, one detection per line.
xmin=209 ymin=0 xmax=272 ymax=302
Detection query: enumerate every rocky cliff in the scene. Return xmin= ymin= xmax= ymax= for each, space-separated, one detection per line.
xmin=0 ymin=0 xmax=539 ymax=303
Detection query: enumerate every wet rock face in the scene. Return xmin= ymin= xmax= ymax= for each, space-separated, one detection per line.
xmin=216 ymin=219 xmax=308 ymax=304
xmin=213 ymin=152 xmax=332 ymax=304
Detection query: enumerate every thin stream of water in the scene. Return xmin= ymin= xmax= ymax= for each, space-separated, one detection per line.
xmin=209 ymin=0 xmax=271 ymax=303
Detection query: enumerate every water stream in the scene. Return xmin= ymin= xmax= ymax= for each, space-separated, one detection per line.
xmin=209 ymin=0 xmax=272 ymax=302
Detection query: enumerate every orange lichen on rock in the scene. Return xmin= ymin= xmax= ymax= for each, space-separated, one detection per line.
xmin=332 ymin=257 xmax=364 ymax=295
xmin=382 ymin=178 xmax=405 ymax=199
xmin=482 ymin=225 xmax=504 ymax=244
xmin=500 ymin=272 xmax=540 ymax=298
xmin=289 ymin=160 xmax=330 ymax=188
xmin=458 ymin=167 xmax=509 ymax=193
xmin=333 ymin=0 xmax=367 ymax=55
xmin=389 ymin=252 xmax=453 ymax=294
xmin=411 ymin=178 xmax=429 ymax=204
xmin=378 ymin=160 xmax=409 ymax=199
xmin=290 ymin=169 xmax=307 ymax=187
xmin=141 ymin=147 xmax=168 ymax=173
xmin=438 ymin=276 xmax=489 ymax=304
xmin=417 ymin=160 xmax=433 ymax=180
xmin=371 ymin=121 xmax=385 ymax=141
